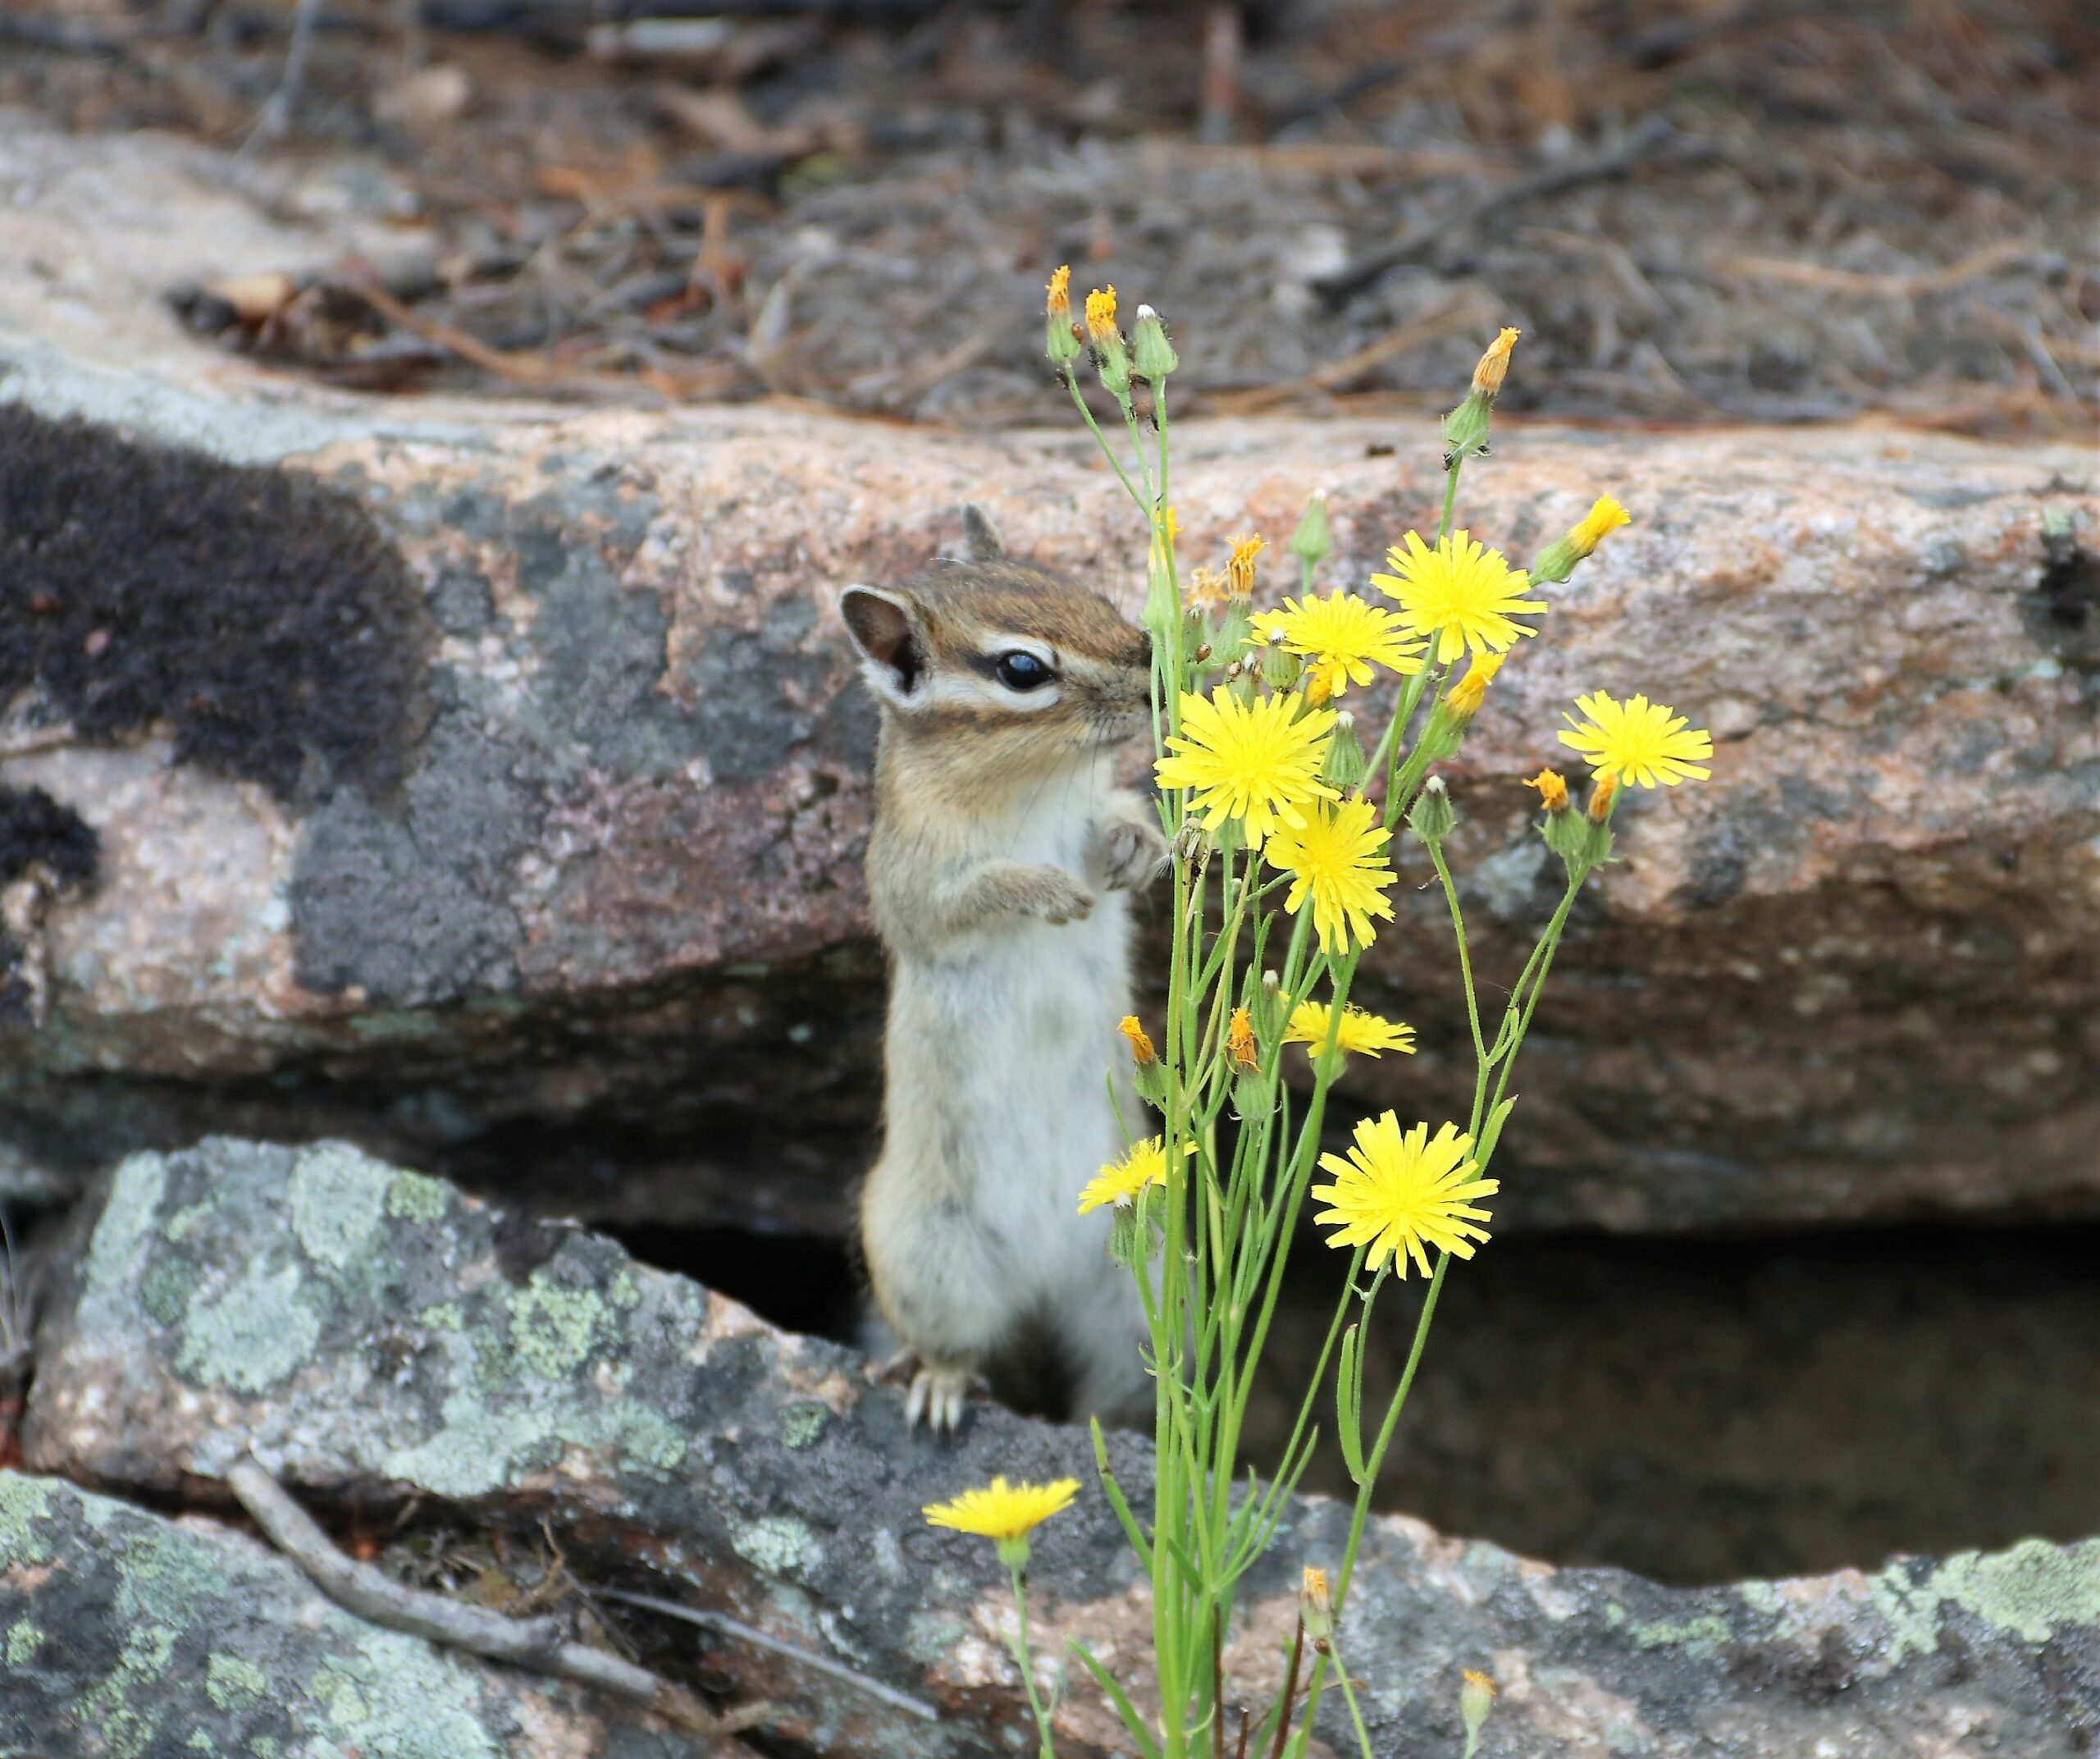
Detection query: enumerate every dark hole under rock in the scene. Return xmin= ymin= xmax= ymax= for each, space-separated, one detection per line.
xmin=623 ymin=1217 xmax=2100 ymax=1588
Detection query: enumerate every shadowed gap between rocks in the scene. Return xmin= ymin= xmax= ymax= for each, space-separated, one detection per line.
xmin=615 ymin=1214 xmax=2100 ymax=1589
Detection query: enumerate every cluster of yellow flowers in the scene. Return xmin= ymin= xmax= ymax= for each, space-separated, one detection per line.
xmin=1154 ymin=509 xmax=1713 ymax=962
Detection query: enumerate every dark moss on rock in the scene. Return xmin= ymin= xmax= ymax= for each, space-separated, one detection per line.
xmin=0 ymin=407 xmax=432 ymax=806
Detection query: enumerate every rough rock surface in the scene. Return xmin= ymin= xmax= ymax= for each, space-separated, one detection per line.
xmin=26 ymin=1140 xmax=2100 ymax=1757
xmin=0 ymin=1468 xmax=694 ymax=1758
xmin=2 ymin=114 xmax=2098 ymax=1234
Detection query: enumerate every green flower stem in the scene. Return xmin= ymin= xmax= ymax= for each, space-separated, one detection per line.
xmin=1061 ymin=366 xmax=1148 ymax=514
xmin=1007 ymin=1560 xmax=1059 ymax=1759
xmin=1437 ymin=455 xmax=1464 ymax=542
xmin=1328 ymin=1642 xmax=1378 ymax=1759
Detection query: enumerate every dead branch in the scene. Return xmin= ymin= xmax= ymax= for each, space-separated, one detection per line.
xmin=225 ymin=1455 xmax=756 ymax=1743
xmin=591 ymin=1586 xmax=939 ymax=1723
xmin=1312 ymin=113 xmax=1679 ymax=304
xmin=1205 ymin=295 xmax=1488 ymax=414
xmin=1719 ymin=239 xmax=2040 ymax=299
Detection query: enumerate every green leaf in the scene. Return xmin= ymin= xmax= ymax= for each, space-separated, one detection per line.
xmin=1475 ymin=1095 xmax=1518 ymax=1168
xmin=1090 ymin=1418 xmax=1154 ymax=1571
xmin=1070 ymin=1638 xmax=1162 ymax=1759
xmin=1336 ymin=1324 xmax=1367 ymax=1484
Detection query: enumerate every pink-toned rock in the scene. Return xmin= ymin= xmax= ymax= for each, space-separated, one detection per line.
xmin=0 ymin=114 xmax=2095 ymax=1233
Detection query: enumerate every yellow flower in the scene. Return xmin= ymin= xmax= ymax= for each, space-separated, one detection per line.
xmin=1118 ymin=1015 xmax=1157 ymax=1067
xmin=1226 ymin=1007 xmax=1259 ymax=1071
xmin=1587 ymin=770 xmax=1619 ymax=822
xmin=1156 ymin=688 xmax=1339 ymax=847
xmin=1256 ymin=592 xmax=1425 ymax=696
xmin=1443 ymin=650 xmax=1504 ymax=721
xmin=1568 ymin=496 xmax=1630 ymax=558
xmin=1301 ymin=1566 xmax=1334 ymax=1641
xmin=1046 ymin=264 xmax=1072 ymax=323
xmin=1077 ymin=1136 xmax=1187 ymax=1213
xmin=1265 ymin=797 xmax=1396 ymax=953
xmin=1283 ymin=1001 xmax=1415 ymax=1060
xmin=1558 ymin=691 xmax=1714 ymax=788
xmin=924 ymin=1476 xmax=1080 ymax=1543
xmin=1526 ymin=767 xmax=1570 ymax=812
xmin=1224 ymin=533 xmax=1267 ymax=598
xmin=1311 ymin=1115 xmax=1499 ymax=1277
xmin=1463 ymin=1671 xmax=1498 ymax=1698
xmin=1371 ymin=531 xmax=1545 ymax=665
xmin=1471 ymin=327 xmax=1520 ymax=396
xmin=1084 ymin=286 xmax=1118 ymax=342
xmin=1302 ymin=659 xmax=1346 ymax=707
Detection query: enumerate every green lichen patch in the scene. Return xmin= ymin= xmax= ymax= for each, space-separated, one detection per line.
xmin=1877 ymin=1537 xmax=2100 ymax=1658
xmin=506 ymin=1275 xmax=609 ymax=1381
xmin=5 ymin=1618 xmax=42 ymax=1667
xmin=140 ymin=1254 xmax=201 ymax=1326
xmin=0 ymin=1472 xmax=57 ymax=1566
xmin=83 ymin=1153 xmax=168 ymax=1302
xmin=731 ymin=1514 xmax=818 ymax=1579
xmin=176 ymin=1260 xmax=323 ymax=1394
xmin=380 ymin=1385 xmax=687 ymax=1499
xmin=308 ymin=1630 xmax=502 ymax=1759
xmin=290 ymin=1142 xmax=395 ymax=1270
xmin=418 ymin=1300 xmax=465 ymax=1332
xmin=206 ymin=1652 xmax=270 ymax=1710
xmin=778 ymin=1401 xmax=831 ymax=1450
xmin=386 ymin=1168 xmax=453 ymax=1222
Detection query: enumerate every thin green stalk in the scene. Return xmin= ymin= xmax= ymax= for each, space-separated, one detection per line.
xmin=1007 ymin=1562 xmax=1058 ymax=1759
xmin=1328 ymin=1644 xmax=1377 ymax=1759
xmin=1060 ymin=366 xmax=1148 ymax=513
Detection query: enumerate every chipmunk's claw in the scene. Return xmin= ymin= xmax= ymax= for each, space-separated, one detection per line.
xmin=903 ymin=1363 xmax=975 ymax=1436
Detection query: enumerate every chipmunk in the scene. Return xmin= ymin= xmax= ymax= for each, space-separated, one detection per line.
xmin=841 ymin=507 xmax=1166 ymax=1433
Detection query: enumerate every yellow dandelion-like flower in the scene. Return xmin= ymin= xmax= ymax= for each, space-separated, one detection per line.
xmin=1526 ymin=767 xmax=1570 ymax=812
xmin=1156 ymin=688 xmax=1338 ymax=847
xmin=1265 ymin=797 xmax=1397 ymax=953
xmin=1471 ymin=327 xmax=1520 ymax=396
xmin=1370 ymin=531 xmax=1545 ymax=665
xmin=1046 ymin=264 xmax=1072 ymax=323
xmin=1444 ymin=650 xmax=1504 ymax=721
xmin=1076 ymin=1136 xmax=1189 ymax=1213
xmin=1311 ymin=1115 xmax=1499 ymax=1277
xmin=1568 ymin=496 xmax=1630 ymax=558
xmin=1118 ymin=1015 xmax=1157 ymax=1067
xmin=1224 ymin=533 xmax=1267 ymax=598
xmin=1084 ymin=286 xmax=1118 ymax=342
xmin=924 ymin=1476 xmax=1080 ymax=1542
xmin=1558 ymin=691 xmax=1714 ymax=788
xmin=1256 ymin=592 xmax=1425 ymax=696
xmin=1226 ymin=1007 xmax=1259 ymax=1071
xmin=1283 ymin=1000 xmax=1416 ymax=1060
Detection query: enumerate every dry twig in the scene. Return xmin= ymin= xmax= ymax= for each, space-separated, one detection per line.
xmin=1718 ymin=239 xmax=2039 ymax=299
xmin=225 ymin=1455 xmax=758 ymax=1743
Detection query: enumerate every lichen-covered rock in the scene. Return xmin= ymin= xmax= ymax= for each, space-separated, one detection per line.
xmin=26 ymin=1141 xmax=2100 ymax=1757
xmin=0 ymin=1468 xmax=694 ymax=1757
xmin=2 ymin=114 xmax=2098 ymax=1235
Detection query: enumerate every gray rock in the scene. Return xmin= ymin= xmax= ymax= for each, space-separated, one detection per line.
xmin=2 ymin=113 xmax=2098 ymax=1235
xmin=25 ymin=1140 xmax=2100 ymax=1757
xmin=0 ymin=1467 xmax=697 ymax=1757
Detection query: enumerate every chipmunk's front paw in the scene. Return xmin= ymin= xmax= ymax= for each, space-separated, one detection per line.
xmin=1097 ymin=816 xmax=1169 ymax=893
xmin=1016 ymin=868 xmax=1096 ymax=925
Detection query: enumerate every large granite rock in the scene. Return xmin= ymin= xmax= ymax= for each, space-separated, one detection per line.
xmin=2 ymin=115 xmax=2097 ymax=1234
xmin=25 ymin=1140 xmax=2100 ymax=1757
xmin=0 ymin=1468 xmax=697 ymax=1757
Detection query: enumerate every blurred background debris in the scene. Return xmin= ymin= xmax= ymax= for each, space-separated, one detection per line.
xmin=3 ymin=0 xmax=2091 ymax=432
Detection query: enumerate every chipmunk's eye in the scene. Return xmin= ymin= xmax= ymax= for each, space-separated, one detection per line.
xmin=995 ymin=651 xmax=1053 ymax=691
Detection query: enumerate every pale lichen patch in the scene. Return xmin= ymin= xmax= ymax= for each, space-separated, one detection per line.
xmin=386 ymin=1168 xmax=453 ymax=1223
xmin=176 ymin=1260 xmax=322 ymax=1393
xmin=289 ymin=1141 xmax=394 ymax=1270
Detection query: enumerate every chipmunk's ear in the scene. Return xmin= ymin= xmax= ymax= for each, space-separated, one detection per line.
xmin=960 ymin=504 xmax=1007 ymax=562
xmin=841 ymin=585 xmax=927 ymax=706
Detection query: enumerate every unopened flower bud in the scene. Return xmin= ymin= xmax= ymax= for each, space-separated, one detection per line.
xmin=1118 ymin=1015 xmax=1157 ymax=1067
xmin=1444 ymin=651 xmax=1504 ymax=724
xmin=1409 ymin=774 xmax=1456 ymax=844
xmin=1131 ymin=304 xmax=1179 ymax=380
xmin=1044 ymin=264 xmax=1083 ymax=365
xmin=1226 ymin=1006 xmax=1259 ymax=1073
xmin=1287 ymin=489 xmax=1331 ymax=566
xmin=1085 ymin=286 xmax=1130 ymax=395
xmin=1300 ymin=1567 xmax=1335 ymax=1645
xmin=1460 ymin=1670 xmax=1498 ymax=1743
xmin=1171 ymin=818 xmax=1210 ymax=866
xmin=1253 ymin=967 xmax=1286 ymax=1039
xmin=1526 ymin=767 xmax=1571 ymax=815
xmin=1212 ymin=600 xmax=1254 ymax=664
xmin=1532 ymin=494 xmax=1631 ymax=584
xmin=1586 ymin=770 xmax=1619 ymax=823
xmin=1322 ymin=713 xmax=1368 ymax=790
xmin=1261 ymin=642 xmax=1303 ymax=692
xmin=1223 ymin=533 xmax=1266 ymax=599
xmin=1470 ymin=327 xmax=1520 ymax=398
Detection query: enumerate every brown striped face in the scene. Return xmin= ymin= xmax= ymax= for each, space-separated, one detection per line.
xmin=841 ymin=557 xmax=1150 ymax=759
